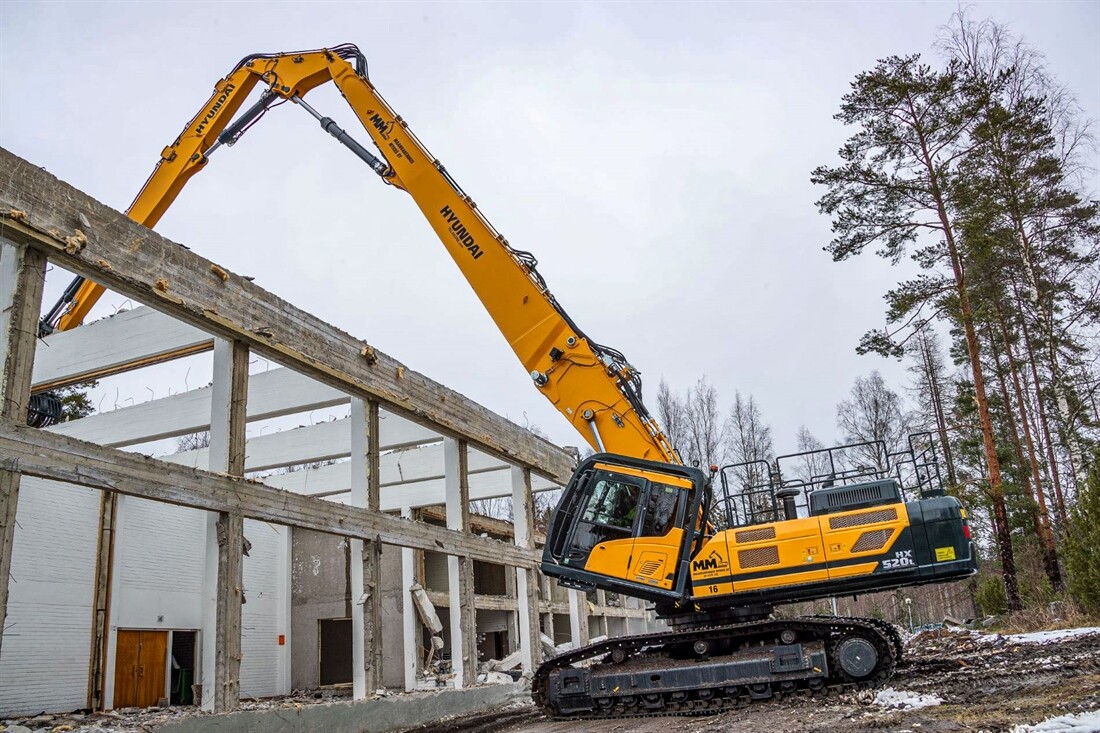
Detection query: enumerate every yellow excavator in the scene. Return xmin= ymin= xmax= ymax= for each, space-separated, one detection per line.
xmin=39 ymin=44 xmax=976 ymax=718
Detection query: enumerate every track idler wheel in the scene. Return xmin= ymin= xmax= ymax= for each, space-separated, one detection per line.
xmin=834 ymin=635 xmax=879 ymax=680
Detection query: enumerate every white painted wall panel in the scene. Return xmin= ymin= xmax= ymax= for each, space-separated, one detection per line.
xmin=114 ymin=498 xmax=206 ymax=629
xmin=0 ymin=479 xmax=100 ymax=716
xmin=240 ymin=520 xmax=287 ymax=698
xmin=112 ymin=506 xmax=289 ymax=699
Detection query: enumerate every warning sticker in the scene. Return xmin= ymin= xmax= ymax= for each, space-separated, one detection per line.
xmin=935 ymin=546 xmax=956 ymax=562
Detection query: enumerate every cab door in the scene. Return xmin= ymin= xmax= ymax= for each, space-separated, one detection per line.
xmin=624 ymin=482 xmax=686 ymax=591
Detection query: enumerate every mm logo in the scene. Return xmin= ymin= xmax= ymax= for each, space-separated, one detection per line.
xmin=195 ymin=83 xmax=236 ymax=136
xmin=369 ymin=113 xmax=394 ymax=140
xmin=692 ymin=550 xmax=728 ymax=573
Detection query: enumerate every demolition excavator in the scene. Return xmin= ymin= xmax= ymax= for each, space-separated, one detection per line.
xmin=40 ymin=44 xmax=977 ymax=718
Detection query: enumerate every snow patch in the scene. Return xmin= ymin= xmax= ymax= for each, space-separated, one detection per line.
xmin=1003 ymin=628 xmax=1100 ymax=645
xmin=1011 ymin=710 xmax=1100 ymax=732
xmin=873 ymin=687 xmax=943 ymax=710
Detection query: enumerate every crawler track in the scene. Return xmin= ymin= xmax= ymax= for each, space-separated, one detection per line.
xmin=533 ymin=616 xmax=896 ymax=719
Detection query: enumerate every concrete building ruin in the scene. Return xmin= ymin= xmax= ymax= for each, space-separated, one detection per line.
xmin=0 ymin=147 xmax=658 ymax=718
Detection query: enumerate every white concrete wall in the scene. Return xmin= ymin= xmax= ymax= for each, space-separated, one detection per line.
xmin=114 ymin=498 xmax=206 ymax=629
xmin=0 ymin=479 xmax=100 ymax=716
xmin=0 ymin=474 xmax=286 ymax=715
xmin=108 ymin=501 xmax=289 ymax=702
xmin=240 ymin=520 xmax=288 ymax=698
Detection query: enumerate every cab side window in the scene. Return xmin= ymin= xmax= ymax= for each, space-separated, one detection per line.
xmin=642 ymin=485 xmax=681 ymax=537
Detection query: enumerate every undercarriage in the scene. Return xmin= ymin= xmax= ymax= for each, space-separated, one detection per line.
xmin=533 ymin=615 xmax=903 ymax=719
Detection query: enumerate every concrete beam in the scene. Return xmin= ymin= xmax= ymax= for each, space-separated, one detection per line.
xmin=262 ymin=458 xmax=559 ymax=509
xmin=0 ymin=148 xmax=575 ymax=484
xmin=163 ymin=408 xmax=440 ymax=471
xmin=0 ymin=421 xmax=539 ymax=568
xmin=49 ymin=366 xmax=349 ymax=447
xmin=32 ymin=306 xmax=211 ymax=392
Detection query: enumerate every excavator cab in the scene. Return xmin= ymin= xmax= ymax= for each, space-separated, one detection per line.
xmin=543 ymin=454 xmax=707 ymax=604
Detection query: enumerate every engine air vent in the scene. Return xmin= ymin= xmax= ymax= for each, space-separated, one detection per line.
xmin=828 ymin=507 xmax=898 ymax=530
xmin=738 ymin=546 xmax=780 ymax=569
xmin=735 ymin=526 xmax=777 ymax=543
xmin=809 ymin=480 xmax=902 ymax=516
xmin=850 ymin=528 xmax=894 ymax=553
xmin=637 ymin=560 xmax=663 ymax=576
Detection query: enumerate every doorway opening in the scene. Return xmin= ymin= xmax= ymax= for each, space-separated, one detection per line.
xmin=318 ymin=618 xmax=353 ymax=686
xmin=170 ymin=630 xmax=197 ymax=705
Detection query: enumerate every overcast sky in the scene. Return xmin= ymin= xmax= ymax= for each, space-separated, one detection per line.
xmin=1 ymin=1 xmax=1097 ymax=457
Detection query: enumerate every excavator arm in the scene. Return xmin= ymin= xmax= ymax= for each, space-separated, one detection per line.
xmin=42 ymin=44 xmax=678 ymax=464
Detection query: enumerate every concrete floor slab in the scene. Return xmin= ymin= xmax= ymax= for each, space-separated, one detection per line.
xmin=156 ymin=684 xmax=527 ymax=733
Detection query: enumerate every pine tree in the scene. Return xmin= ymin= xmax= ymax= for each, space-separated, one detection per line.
xmin=1063 ymin=453 xmax=1100 ymax=615
xmin=812 ymin=55 xmax=1022 ymax=609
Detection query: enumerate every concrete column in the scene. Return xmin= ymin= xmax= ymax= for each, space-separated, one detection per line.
xmin=0 ymin=242 xmax=45 ymax=659
xmin=400 ymin=506 xmax=418 ymax=692
xmin=541 ymin=574 xmax=555 ymax=643
xmin=444 ymin=438 xmax=476 ymax=688
xmin=596 ymin=590 xmax=610 ymax=639
xmin=278 ymin=525 xmax=292 ymax=695
xmin=505 ymin=566 xmax=519 ymax=655
xmin=510 ymin=466 xmax=541 ymax=673
xmin=568 ymin=589 xmax=589 ymax=650
xmin=349 ymin=397 xmax=382 ymax=698
xmin=201 ymin=338 xmax=247 ymax=712
xmin=101 ymin=495 xmax=127 ymax=709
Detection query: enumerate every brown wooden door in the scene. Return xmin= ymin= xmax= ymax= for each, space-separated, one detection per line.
xmin=114 ymin=630 xmax=168 ymax=708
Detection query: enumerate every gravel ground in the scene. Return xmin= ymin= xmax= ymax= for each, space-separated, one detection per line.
xmin=399 ymin=626 xmax=1100 ymax=733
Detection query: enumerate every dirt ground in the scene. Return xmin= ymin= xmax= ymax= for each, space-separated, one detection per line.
xmin=3 ymin=628 xmax=1095 ymax=733
xmin=402 ymin=628 xmax=1100 ymax=733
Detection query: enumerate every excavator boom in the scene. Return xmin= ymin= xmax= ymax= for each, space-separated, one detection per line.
xmin=41 ymin=44 xmax=677 ymax=466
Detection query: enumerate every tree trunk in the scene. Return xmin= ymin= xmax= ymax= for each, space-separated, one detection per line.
xmin=1006 ymin=204 xmax=1088 ymax=494
xmin=1007 ymin=277 xmax=1069 ymax=521
xmin=995 ymin=303 xmax=1061 ymax=590
xmin=908 ymin=94 xmax=1020 ymax=611
xmin=988 ymin=320 xmax=1061 ymax=593
xmin=1016 ymin=308 xmax=1068 ymax=527
xmin=919 ymin=330 xmax=958 ymax=486
xmin=924 ymin=191 xmax=1020 ymax=610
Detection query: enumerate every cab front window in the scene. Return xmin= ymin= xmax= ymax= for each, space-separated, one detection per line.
xmin=581 ymin=478 xmax=642 ymax=530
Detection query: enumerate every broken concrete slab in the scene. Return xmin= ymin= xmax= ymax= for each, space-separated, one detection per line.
xmin=157 ymin=684 xmax=527 ymax=733
xmin=488 ymin=649 xmax=523 ymax=671
xmin=411 ymin=582 xmax=444 ymax=634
